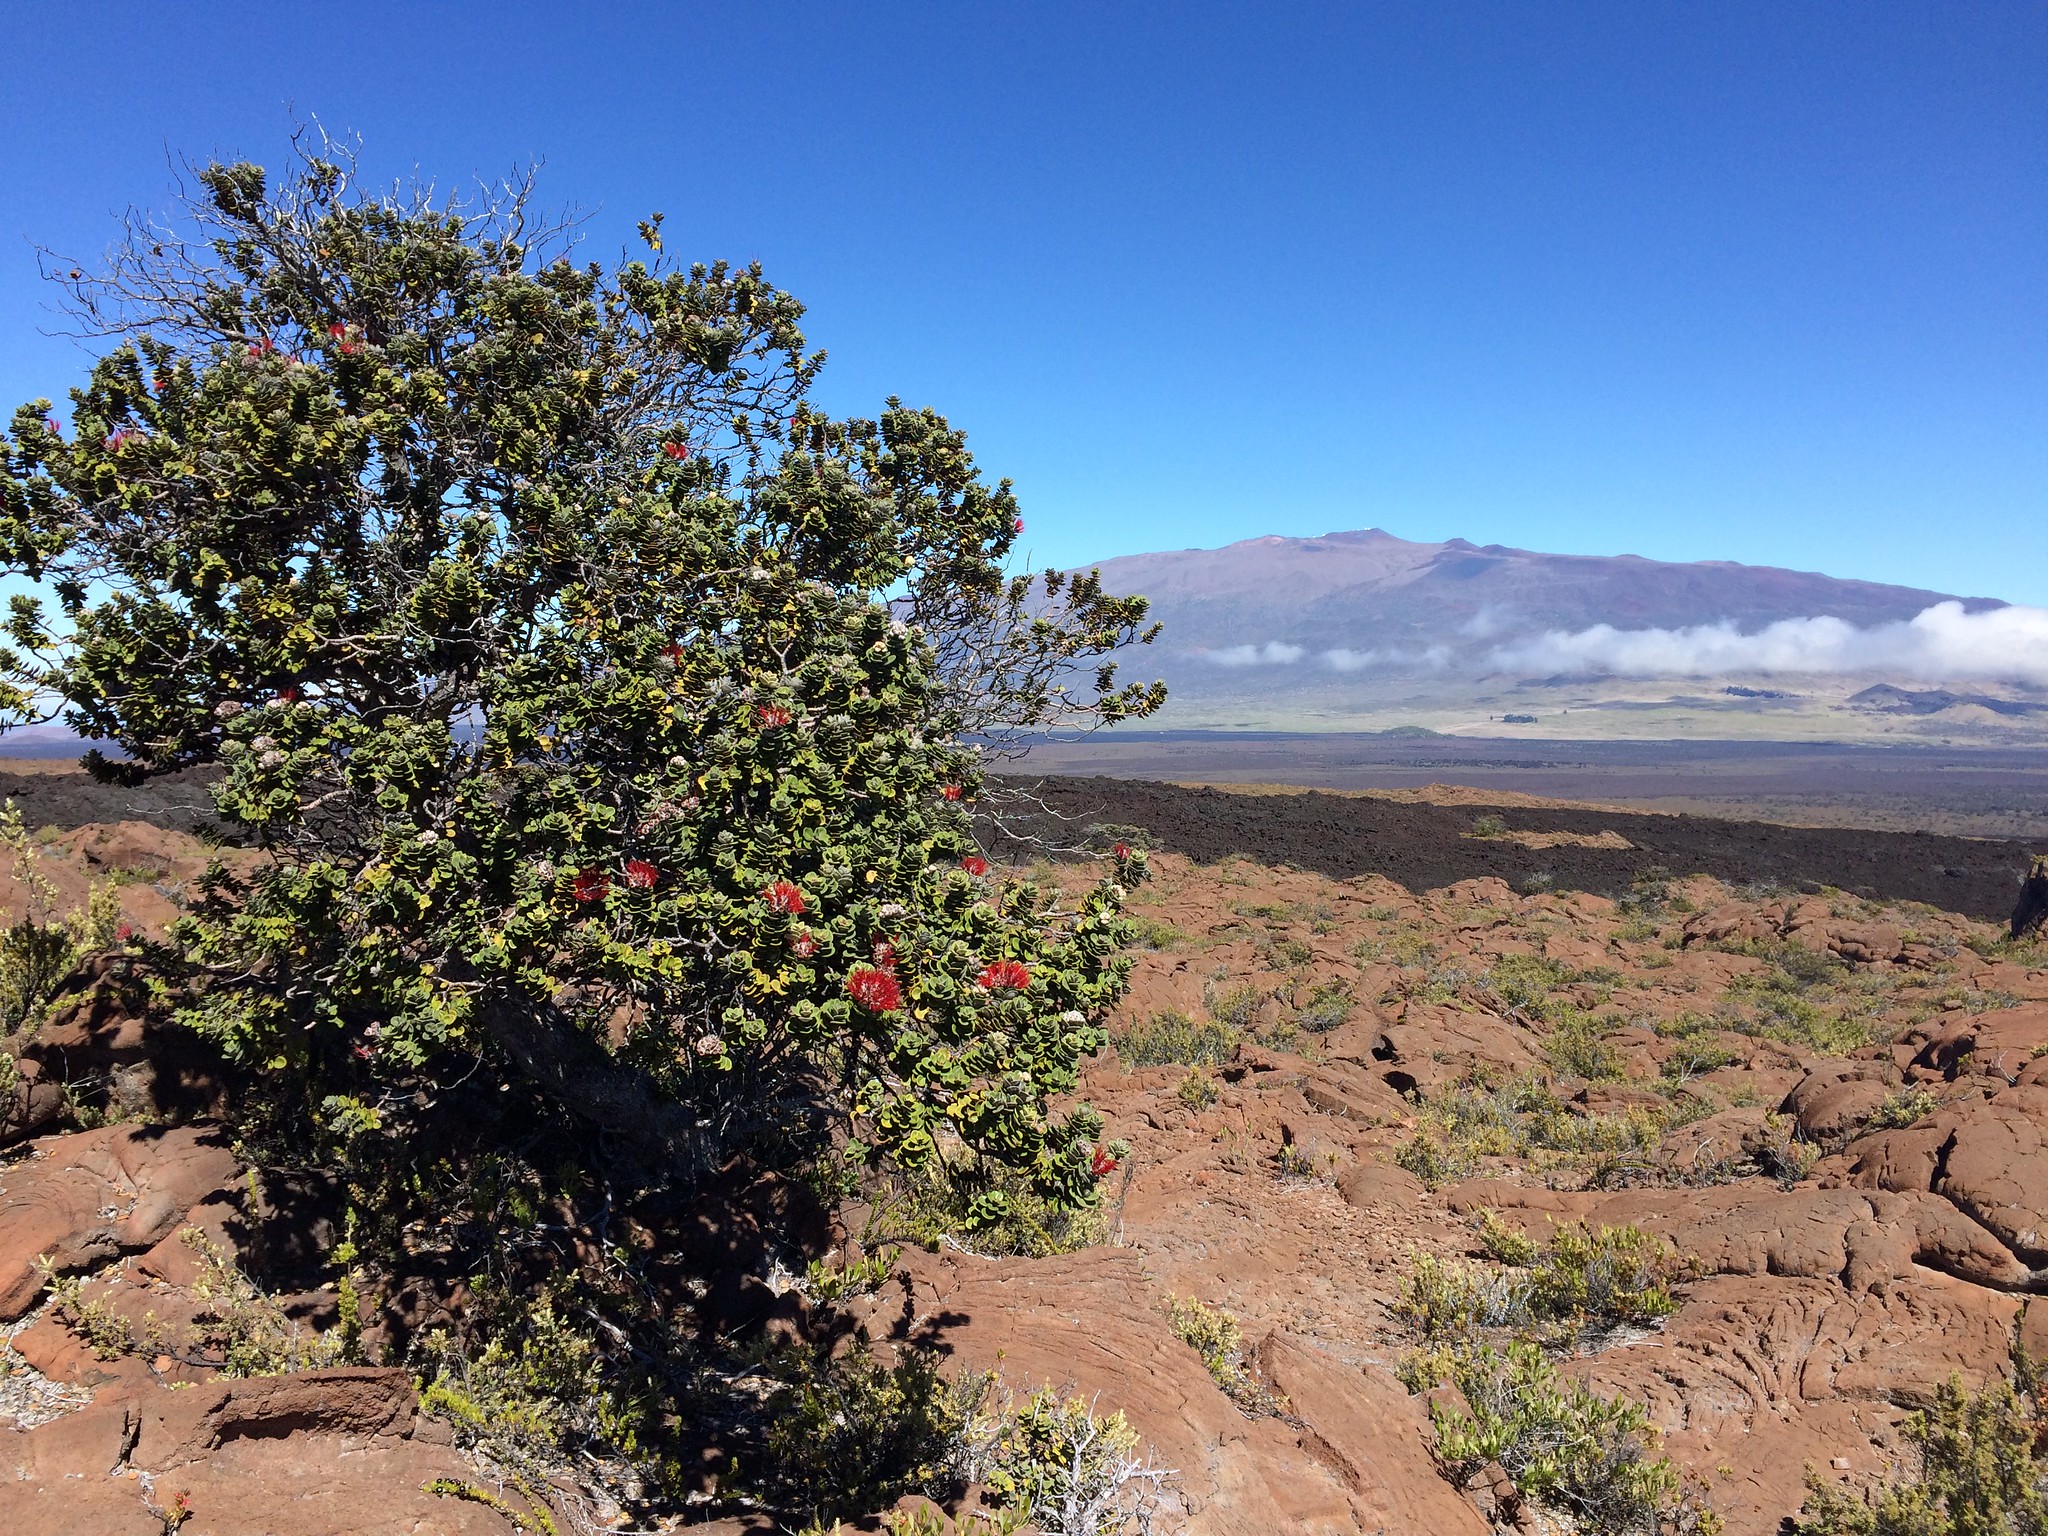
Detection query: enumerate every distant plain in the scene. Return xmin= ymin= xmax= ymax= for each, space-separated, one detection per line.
xmin=1012 ymin=732 xmax=2048 ymax=842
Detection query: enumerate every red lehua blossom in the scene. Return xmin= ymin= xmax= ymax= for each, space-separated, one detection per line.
xmin=1013 ymin=517 xmax=1024 ymax=534
xmin=275 ymin=687 xmax=299 ymax=704
xmin=960 ymin=855 xmax=988 ymax=877
xmin=329 ymin=323 xmax=347 ymax=337
xmin=763 ymin=879 xmax=806 ymax=915
xmin=662 ymin=441 xmax=691 ymax=460
xmin=939 ymin=784 xmax=963 ymax=801
xmin=791 ymin=932 xmax=818 ymax=958
xmin=663 ymin=642 xmax=686 ymax=663
xmin=846 ymin=965 xmax=903 ymax=1012
xmin=114 ymin=923 xmax=134 ymax=943
xmin=248 ymin=338 xmax=276 ymax=357
xmin=571 ymin=868 xmax=611 ymax=903
xmin=975 ymin=959 xmax=1031 ymax=994
xmin=353 ymin=1044 xmax=373 ymax=1060
xmin=1112 ymin=842 xmax=1131 ymax=861
xmin=1090 ymin=1148 xmax=1119 ymax=1178
xmin=43 ymin=417 xmax=61 ymax=436
xmin=624 ymin=858 xmax=660 ymax=890
xmin=104 ymin=426 xmax=138 ymax=449
xmin=756 ymin=704 xmax=793 ymax=729
xmin=871 ymin=939 xmax=896 ymax=968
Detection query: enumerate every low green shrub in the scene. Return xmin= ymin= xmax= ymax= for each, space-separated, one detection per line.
xmin=804 ymin=1245 xmax=901 ymax=1304
xmin=1403 ymin=1339 xmax=1718 ymax=1534
xmin=50 ymin=1226 xmax=358 ymax=1378
xmin=1124 ymin=914 xmax=1187 ymax=951
xmin=1395 ymin=1130 xmax=1476 ymax=1190
xmin=419 ymin=1288 xmax=666 ymax=1529
xmin=976 ymin=1386 xmax=1174 ymax=1536
xmin=1393 ymin=1252 xmax=1535 ymax=1337
xmin=1205 ymin=980 xmax=1264 ymax=1033
xmin=1394 ymin=1077 xmax=1675 ymax=1189
xmin=1794 ymin=1368 xmax=2047 ymax=1535
xmin=1166 ymin=1296 xmax=1284 ymax=1415
xmin=1488 ymin=953 xmax=1574 ymax=1011
xmin=1394 ymin=1222 xmax=1682 ymax=1343
xmin=1111 ymin=1010 xmax=1241 ymax=1069
xmin=1863 ymin=1088 xmax=1940 ymax=1134
xmin=1527 ymin=1223 xmax=1682 ymax=1330
xmin=1290 ymin=979 xmax=1353 ymax=1034
xmin=864 ymin=1146 xmax=1118 ymax=1258
xmin=1757 ymin=1113 xmax=1821 ymax=1186
xmin=1544 ymin=1005 xmax=1631 ymax=1081
xmin=0 ymin=802 xmax=122 ymax=1031
xmin=757 ymin=1342 xmax=980 ymax=1526
xmin=1175 ymin=1066 xmax=1219 ymax=1110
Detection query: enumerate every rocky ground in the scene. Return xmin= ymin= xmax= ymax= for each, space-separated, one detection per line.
xmin=2 ymin=796 xmax=2046 ymax=1533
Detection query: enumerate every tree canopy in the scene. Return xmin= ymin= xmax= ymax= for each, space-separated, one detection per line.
xmin=0 ymin=139 xmax=1164 ymax=1210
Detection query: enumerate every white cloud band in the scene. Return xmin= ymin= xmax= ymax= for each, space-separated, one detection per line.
xmin=1487 ymin=601 xmax=2048 ymax=685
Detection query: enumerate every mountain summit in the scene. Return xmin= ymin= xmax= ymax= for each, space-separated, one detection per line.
xmin=1079 ymin=530 xmax=2036 ymax=739
xmin=1087 ymin=529 xmax=1997 ymax=663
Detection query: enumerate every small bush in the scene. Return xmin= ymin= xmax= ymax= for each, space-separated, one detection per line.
xmin=1476 ymin=1207 xmax=1538 ymax=1266
xmin=1544 ymin=1006 xmax=1631 ymax=1081
xmin=1404 ymin=1339 xmax=1717 ymax=1535
xmin=1175 ymin=1067 xmax=1218 ymax=1110
xmin=1397 ymin=1077 xmax=1676 ymax=1189
xmin=1263 ymin=934 xmax=1315 ymax=969
xmin=1488 ymin=953 xmax=1574 ymax=1012
xmin=866 ymin=1149 xmax=1113 ymax=1258
xmin=0 ymin=802 xmax=122 ymax=1030
xmin=1393 ymin=1252 xmax=1535 ymax=1337
xmin=1166 ymin=1297 xmax=1284 ymax=1416
xmin=804 ymin=1246 xmax=900 ymax=1304
xmin=1794 ymin=1369 xmax=2047 ymax=1535
xmin=1756 ymin=1114 xmax=1821 ymax=1186
xmin=1273 ymin=1141 xmax=1318 ymax=1180
xmin=1863 ymin=1088 xmax=1940 ymax=1134
xmin=1124 ymin=914 xmax=1187 ymax=951
xmin=1470 ymin=813 xmax=1511 ymax=838
xmin=1527 ymin=1224 xmax=1682 ymax=1331
xmin=756 ymin=1342 xmax=980 ymax=1526
xmin=976 ymin=1387 xmax=1174 ymax=1536
xmin=1394 ymin=1223 xmax=1681 ymax=1343
xmin=1290 ymin=980 xmax=1353 ymax=1035
xmin=1396 ymin=1131 xmax=1475 ymax=1191
xmin=1111 ymin=1010 xmax=1240 ymax=1069
xmin=1659 ymin=1039 xmax=1741 ymax=1084
xmin=51 ymin=1227 xmax=358 ymax=1378
xmin=1205 ymin=980 xmax=1264 ymax=1033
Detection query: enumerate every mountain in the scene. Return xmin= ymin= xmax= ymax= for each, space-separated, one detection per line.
xmin=1077 ymin=530 xmax=2038 ymax=739
xmin=1087 ymin=529 xmax=1997 ymax=662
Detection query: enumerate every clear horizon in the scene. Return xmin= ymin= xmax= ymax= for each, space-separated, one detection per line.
xmin=2 ymin=2 xmax=2041 ymax=604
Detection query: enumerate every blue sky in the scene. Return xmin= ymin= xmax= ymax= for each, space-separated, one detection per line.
xmin=1 ymin=2 xmax=2041 ymax=602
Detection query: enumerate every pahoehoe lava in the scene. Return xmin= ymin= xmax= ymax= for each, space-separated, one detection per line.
xmin=998 ymin=774 xmax=2046 ymax=921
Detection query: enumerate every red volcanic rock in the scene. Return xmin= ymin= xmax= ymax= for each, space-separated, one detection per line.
xmin=0 ymin=1123 xmax=238 ymax=1319
xmin=0 ymin=1369 xmax=531 ymax=1535
xmin=1843 ymin=1082 xmax=2048 ymax=1267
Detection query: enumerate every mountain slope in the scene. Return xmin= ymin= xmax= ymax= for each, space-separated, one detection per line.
xmin=1076 ymin=530 xmax=2038 ymax=740
xmin=1086 ymin=529 xmax=1997 ymax=660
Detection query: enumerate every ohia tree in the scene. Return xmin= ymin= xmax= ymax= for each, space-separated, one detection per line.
xmin=0 ymin=137 xmax=1163 ymax=1211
